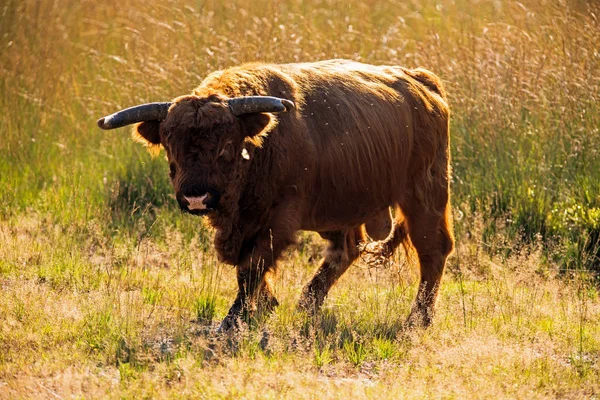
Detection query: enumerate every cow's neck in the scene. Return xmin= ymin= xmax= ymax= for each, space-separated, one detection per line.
xmin=209 ymin=144 xmax=276 ymax=266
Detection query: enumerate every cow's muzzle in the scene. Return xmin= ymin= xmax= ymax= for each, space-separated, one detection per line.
xmin=177 ymin=188 xmax=221 ymax=215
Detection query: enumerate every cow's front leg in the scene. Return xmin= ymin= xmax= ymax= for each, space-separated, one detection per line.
xmin=218 ymin=262 xmax=279 ymax=332
xmin=218 ymin=222 xmax=297 ymax=332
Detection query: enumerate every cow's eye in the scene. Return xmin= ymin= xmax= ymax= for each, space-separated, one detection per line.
xmin=218 ymin=142 xmax=234 ymax=161
xmin=169 ymin=162 xmax=176 ymax=179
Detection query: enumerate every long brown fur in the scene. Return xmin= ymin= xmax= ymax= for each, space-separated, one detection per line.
xmin=133 ymin=59 xmax=454 ymax=329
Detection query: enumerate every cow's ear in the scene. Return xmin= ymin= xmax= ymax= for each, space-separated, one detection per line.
xmin=132 ymin=121 xmax=162 ymax=155
xmin=239 ymin=113 xmax=275 ymax=138
xmin=133 ymin=121 xmax=161 ymax=144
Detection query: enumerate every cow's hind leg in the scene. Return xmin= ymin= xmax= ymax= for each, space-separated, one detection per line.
xmin=298 ymin=226 xmax=365 ymax=314
xmin=402 ymin=199 xmax=454 ymax=327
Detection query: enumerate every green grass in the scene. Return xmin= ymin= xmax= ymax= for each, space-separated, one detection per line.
xmin=1 ymin=0 xmax=600 ymax=398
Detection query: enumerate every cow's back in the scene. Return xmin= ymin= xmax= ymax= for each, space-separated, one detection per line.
xmin=287 ymin=60 xmax=449 ymax=231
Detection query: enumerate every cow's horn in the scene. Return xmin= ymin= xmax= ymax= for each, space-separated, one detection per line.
xmin=97 ymin=102 xmax=172 ymax=130
xmin=228 ymin=96 xmax=295 ymax=116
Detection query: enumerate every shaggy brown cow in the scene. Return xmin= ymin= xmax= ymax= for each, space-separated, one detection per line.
xmin=98 ymin=59 xmax=454 ymax=330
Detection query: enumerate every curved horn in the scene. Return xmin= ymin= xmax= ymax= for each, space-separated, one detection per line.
xmin=227 ymin=96 xmax=295 ymax=116
xmin=97 ymin=102 xmax=172 ymax=130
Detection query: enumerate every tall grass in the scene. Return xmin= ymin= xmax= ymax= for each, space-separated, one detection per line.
xmin=2 ymin=0 xmax=599 ymax=268
xmin=1 ymin=0 xmax=599 ymax=397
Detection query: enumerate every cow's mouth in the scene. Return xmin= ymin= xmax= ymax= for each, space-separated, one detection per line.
xmin=179 ymin=189 xmax=221 ymax=215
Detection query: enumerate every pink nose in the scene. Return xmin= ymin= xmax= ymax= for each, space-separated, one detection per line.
xmin=184 ymin=194 xmax=209 ymax=211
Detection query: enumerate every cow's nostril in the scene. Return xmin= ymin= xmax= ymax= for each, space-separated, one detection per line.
xmin=205 ymin=189 xmax=221 ymax=209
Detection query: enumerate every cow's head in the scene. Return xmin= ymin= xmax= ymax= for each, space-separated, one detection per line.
xmin=98 ymin=95 xmax=294 ymax=216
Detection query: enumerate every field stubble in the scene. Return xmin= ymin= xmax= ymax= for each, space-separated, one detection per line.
xmin=1 ymin=0 xmax=599 ymax=398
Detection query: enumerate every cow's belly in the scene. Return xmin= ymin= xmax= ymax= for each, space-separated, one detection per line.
xmin=299 ymin=190 xmax=393 ymax=233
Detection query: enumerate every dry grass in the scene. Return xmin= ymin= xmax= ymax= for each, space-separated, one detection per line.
xmin=1 ymin=0 xmax=600 ymax=398
xmin=1 ymin=214 xmax=599 ymax=398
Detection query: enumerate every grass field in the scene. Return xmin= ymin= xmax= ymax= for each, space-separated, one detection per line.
xmin=1 ymin=0 xmax=599 ymax=398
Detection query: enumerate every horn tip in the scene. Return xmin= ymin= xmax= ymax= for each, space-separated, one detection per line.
xmin=97 ymin=117 xmax=107 ymax=129
xmin=97 ymin=115 xmax=116 ymax=130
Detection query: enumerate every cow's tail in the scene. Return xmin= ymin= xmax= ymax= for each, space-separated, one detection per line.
xmin=404 ymin=68 xmax=447 ymax=100
xmin=363 ymin=210 xmax=413 ymax=264
xmin=387 ymin=215 xmax=412 ymax=260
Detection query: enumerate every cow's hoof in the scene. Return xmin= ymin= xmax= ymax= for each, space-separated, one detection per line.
xmin=216 ymin=315 xmax=240 ymax=333
xmin=296 ymin=301 xmax=314 ymax=316
xmin=257 ymin=292 xmax=279 ymax=314
xmin=405 ymin=309 xmax=433 ymax=329
xmin=297 ymin=291 xmax=321 ymax=316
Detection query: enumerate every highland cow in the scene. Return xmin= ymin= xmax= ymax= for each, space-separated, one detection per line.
xmin=98 ymin=59 xmax=454 ymax=330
